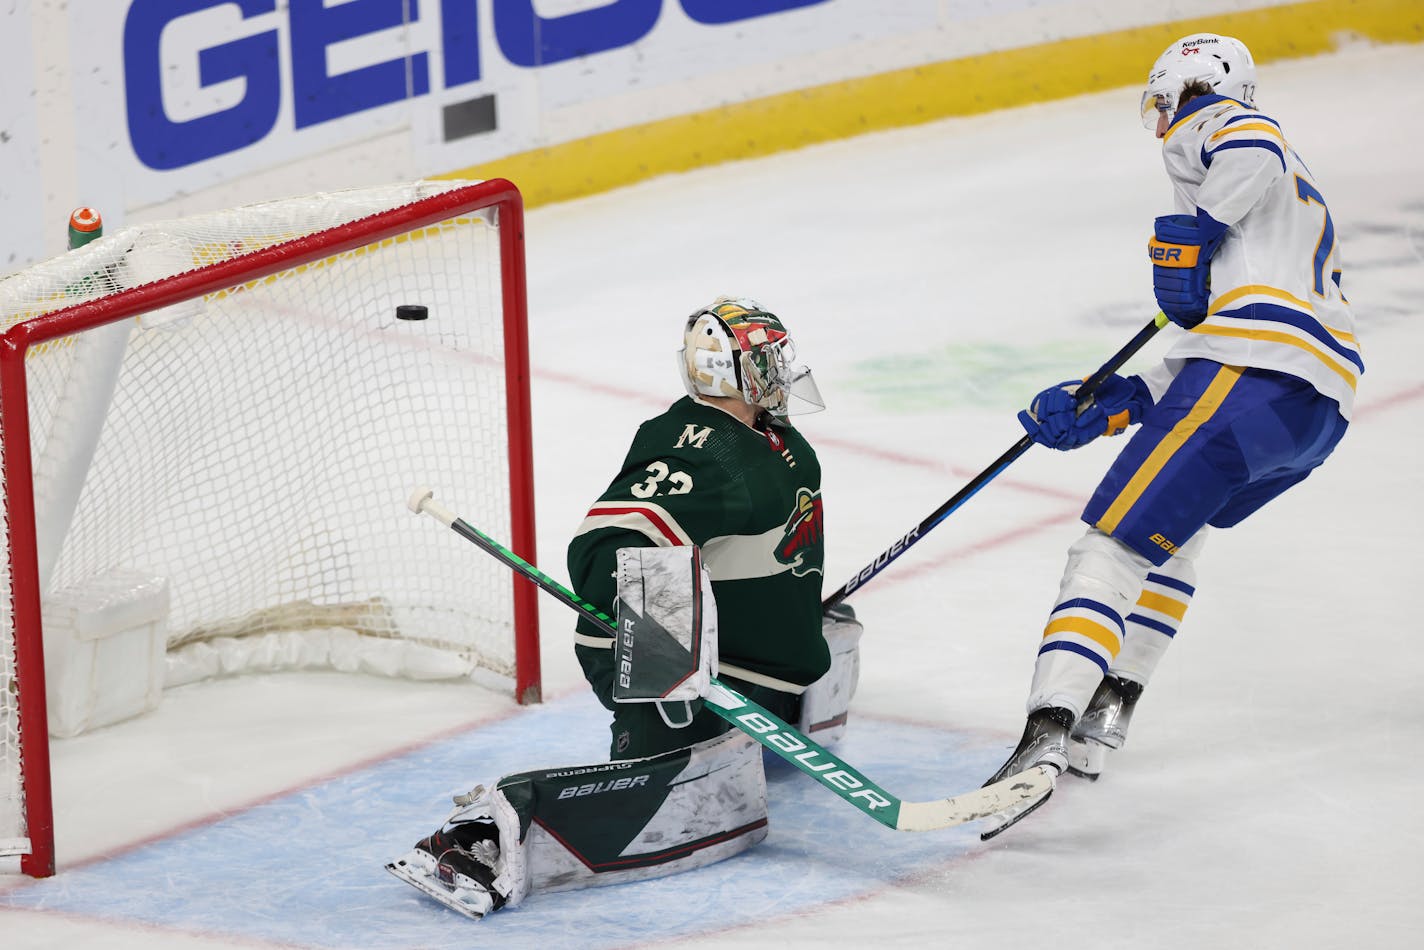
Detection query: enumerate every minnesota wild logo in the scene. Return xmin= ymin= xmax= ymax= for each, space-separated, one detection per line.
xmin=776 ymin=487 xmax=824 ymax=577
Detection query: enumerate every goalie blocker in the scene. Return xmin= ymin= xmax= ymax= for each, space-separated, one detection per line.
xmin=610 ymin=545 xmax=862 ymax=745
xmin=388 ymin=546 xmax=862 ymax=919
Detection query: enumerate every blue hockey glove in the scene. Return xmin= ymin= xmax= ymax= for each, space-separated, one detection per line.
xmin=1149 ymin=214 xmax=1226 ymax=328
xmin=1018 ymin=374 xmax=1152 ymax=451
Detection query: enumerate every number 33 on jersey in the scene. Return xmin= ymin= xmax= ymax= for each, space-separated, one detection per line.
xmin=569 ymin=394 xmax=828 ymax=688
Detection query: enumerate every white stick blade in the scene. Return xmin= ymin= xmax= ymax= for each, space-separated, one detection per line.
xmin=894 ymin=765 xmax=1055 ymax=832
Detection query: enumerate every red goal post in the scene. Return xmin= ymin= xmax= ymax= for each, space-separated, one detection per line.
xmin=0 ymin=179 xmax=540 ymax=878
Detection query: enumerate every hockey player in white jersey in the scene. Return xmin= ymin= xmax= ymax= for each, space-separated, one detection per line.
xmin=982 ymin=33 xmax=1360 ymax=837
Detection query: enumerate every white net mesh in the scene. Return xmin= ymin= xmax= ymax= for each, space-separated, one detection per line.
xmin=0 ymin=181 xmax=530 ymax=859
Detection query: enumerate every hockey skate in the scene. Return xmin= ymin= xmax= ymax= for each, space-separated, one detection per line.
xmin=979 ymin=706 xmax=1073 ymax=841
xmin=386 ymin=786 xmax=515 ymax=920
xmin=1066 ymin=675 xmax=1143 ymax=781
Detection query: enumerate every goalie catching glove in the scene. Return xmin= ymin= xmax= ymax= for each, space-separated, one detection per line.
xmin=1018 ymin=374 xmax=1152 ymax=451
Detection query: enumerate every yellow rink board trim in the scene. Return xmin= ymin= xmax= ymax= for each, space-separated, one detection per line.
xmin=439 ymin=0 xmax=1422 ymax=209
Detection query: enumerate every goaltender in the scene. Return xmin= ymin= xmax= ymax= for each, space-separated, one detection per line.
xmin=387 ymin=296 xmax=863 ymax=919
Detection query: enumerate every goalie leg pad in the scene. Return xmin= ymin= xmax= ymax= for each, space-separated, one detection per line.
xmin=388 ymin=732 xmax=765 ymax=917
xmin=798 ymin=603 xmax=863 ymax=744
xmin=499 ymin=730 xmax=767 ymax=898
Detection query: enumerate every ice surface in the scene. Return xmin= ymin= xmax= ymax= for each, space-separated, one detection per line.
xmin=3 ymin=41 xmax=1421 ymax=949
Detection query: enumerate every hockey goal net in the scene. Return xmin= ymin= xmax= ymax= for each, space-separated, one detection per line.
xmin=0 ymin=179 xmax=539 ymax=877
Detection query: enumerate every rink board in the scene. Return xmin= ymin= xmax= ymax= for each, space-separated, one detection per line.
xmin=0 ymin=692 xmax=1007 ymax=948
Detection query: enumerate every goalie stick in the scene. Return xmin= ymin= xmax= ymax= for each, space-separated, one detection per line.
xmin=408 ymin=487 xmax=1053 ymax=833
xmin=822 ymin=312 xmax=1171 ymax=610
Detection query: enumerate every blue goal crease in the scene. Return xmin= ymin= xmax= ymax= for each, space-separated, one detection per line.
xmin=0 ymin=693 xmax=1000 ymax=949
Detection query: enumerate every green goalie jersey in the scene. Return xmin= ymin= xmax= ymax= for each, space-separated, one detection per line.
xmin=568 ymin=396 xmax=829 ymax=694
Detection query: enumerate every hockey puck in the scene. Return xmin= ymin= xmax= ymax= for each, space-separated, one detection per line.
xmin=396 ymin=304 xmax=428 ymax=321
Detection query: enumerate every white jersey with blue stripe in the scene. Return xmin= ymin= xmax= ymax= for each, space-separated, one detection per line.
xmin=1158 ymin=94 xmax=1362 ymax=418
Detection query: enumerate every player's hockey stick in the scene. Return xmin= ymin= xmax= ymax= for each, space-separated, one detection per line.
xmin=408 ymin=487 xmax=1054 ymax=832
xmin=822 ymin=312 xmax=1171 ymax=609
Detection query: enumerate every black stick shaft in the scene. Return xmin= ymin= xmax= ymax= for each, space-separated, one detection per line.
xmin=822 ymin=313 xmax=1168 ymax=610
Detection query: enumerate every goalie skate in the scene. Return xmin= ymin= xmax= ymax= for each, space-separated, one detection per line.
xmin=386 ymin=849 xmax=499 ymax=921
xmin=385 ymin=786 xmax=513 ymax=921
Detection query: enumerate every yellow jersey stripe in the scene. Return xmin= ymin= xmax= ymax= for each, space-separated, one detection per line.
xmin=1323 ymin=323 xmax=1359 ymax=345
xmin=1162 ymin=101 xmax=1238 ymax=144
xmin=1209 ymin=284 xmax=1314 ymax=315
xmin=1042 ymin=616 xmax=1122 ymax=655
xmin=1096 ymin=365 xmax=1244 ymax=534
xmin=1208 ymin=289 xmax=1359 ymax=346
xmin=1209 ymin=121 xmax=1285 ymax=144
xmin=1189 ymin=323 xmax=1359 ymax=391
xmin=1136 ymin=590 xmax=1189 ymax=622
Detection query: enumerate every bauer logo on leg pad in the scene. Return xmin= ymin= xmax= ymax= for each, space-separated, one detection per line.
xmin=556 ymin=775 xmax=650 ymax=799
xmin=1148 ymin=238 xmax=1199 ymax=267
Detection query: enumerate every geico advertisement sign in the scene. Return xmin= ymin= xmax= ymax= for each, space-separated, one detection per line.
xmin=84 ymin=0 xmax=855 ymax=194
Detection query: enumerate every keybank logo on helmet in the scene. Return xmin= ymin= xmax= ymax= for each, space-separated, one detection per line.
xmin=122 ymin=0 xmax=830 ymax=170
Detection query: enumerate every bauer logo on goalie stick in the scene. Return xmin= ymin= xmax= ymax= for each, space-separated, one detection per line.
xmin=733 ymin=710 xmax=892 ymax=809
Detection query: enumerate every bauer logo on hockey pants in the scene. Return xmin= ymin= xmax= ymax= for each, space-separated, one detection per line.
xmin=734 ymin=711 xmax=892 ymax=810
xmin=1149 ymin=532 xmax=1179 ymax=555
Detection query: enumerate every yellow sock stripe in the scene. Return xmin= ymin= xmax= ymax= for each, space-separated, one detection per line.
xmin=1136 ymin=590 xmax=1189 ymax=622
xmin=1096 ymin=365 xmax=1244 ymax=535
xmin=1042 ymin=616 xmax=1122 ymax=657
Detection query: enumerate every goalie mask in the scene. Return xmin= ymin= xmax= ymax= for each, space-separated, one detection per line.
xmin=1140 ymin=33 xmax=1257 ymax=132
xmin=678 ymin=296 xmax=824 ymax=417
